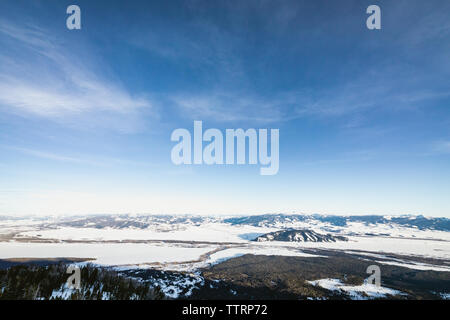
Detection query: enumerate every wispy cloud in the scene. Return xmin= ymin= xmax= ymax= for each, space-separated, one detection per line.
xmin=431 ymin=141 xmax=450 ymax=155
xmin=300 ymin=149 xmax=378 ymax=166
xmin=6 ymin=146 xmax=101 ymax=165
xmin=145 ymin=2 xmax=450 ymax=126
xmin=172 ymin=92 xmax=291 ymax=123
xmin=294 ymin=80 xmax=450 ymax=119
xmin=172 ymin=76 xmax=450 ymax=125
xmin=4 ymin=145 xmax=160 ymax=168
xmin=394 ymin=1 xmax=450 ymax=46
xmin=0 ymin=21 xmax=154 ymax=132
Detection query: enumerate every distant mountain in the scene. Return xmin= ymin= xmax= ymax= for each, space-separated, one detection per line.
xmin=7 ymin=213 xmax=449 ymax=232
xmin=224 ymin=214 xmax=450 ymax=231
xmin=252 ymin=229 xmax=348 ymax=242
xmin=53 ymin=214 xmax=215 ymax=229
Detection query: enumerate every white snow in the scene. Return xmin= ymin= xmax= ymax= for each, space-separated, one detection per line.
xmin=50 ymin=284 xmax=77 ymax=300
xmin=1 ymin=217 xmax=449 ymax=271
xmin=254 ymin=236 xmax=450 ymax=260
xmin=17 ymin=223 xmax=278 ymax=243
xmin=307 ymin=278 xmax=405 ymax=300
xmin=0 ymin=242 xmax=215 ymax=266
xmin=439 ymin=293 xmax=450 ymax=299
xmin=374 ymin=260 xmax=450 ymax=272
xmin=142 ymin=272 xmax=204 ymax=299
xmin=205 ymin=246 xmax=324 ymax=266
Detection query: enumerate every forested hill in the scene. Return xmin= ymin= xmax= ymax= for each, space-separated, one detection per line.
xmin=0 ymin=264 xmax=164 ymax=300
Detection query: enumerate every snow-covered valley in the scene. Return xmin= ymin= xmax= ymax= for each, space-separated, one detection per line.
xmin=0 ymin=214 xmax=449 ymax=271
xmin=1 ymin=214 xmax=449 ymax=300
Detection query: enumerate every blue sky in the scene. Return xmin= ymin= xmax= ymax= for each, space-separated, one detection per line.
xmin=0 ymin=0 xmax=449 ymax=216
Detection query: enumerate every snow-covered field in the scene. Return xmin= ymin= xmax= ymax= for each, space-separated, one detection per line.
xmin=255 ymin=236 xmax=450 ymax=260
xmin=307 ymin=278 xmax=405 ymax=300
xmin=15 ymin=223 xmax=277 ymax=243
xmin=0 ymin=241 xmax=217 ymax=266
xmin=0 ymin=214 xmax=449 ymax=272
xmin=205 ymin=246 xmax=324 ymax=265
